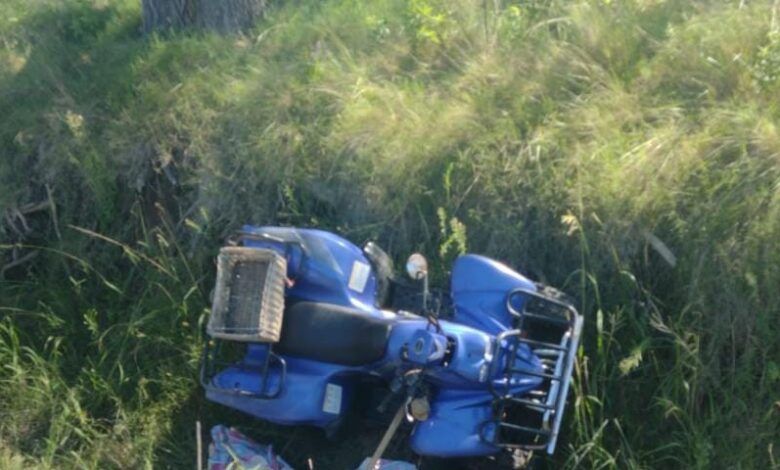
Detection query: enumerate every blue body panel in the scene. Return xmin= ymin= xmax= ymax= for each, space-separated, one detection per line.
xmin=240 ymin=226 xmax=381 ymax=312
xmin=206 ymin=226 xmax=551 ymax=458
xmin=207 ymin=349 xmax=360 ymax=427
xmin=451 ymin=254 xmax=537 ymax=335
xmin=411 ymin=389 xmax=497 ymax=456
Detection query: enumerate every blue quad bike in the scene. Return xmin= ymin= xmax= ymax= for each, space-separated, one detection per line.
xmin=201 ymin=226 xmax=583 ymax=468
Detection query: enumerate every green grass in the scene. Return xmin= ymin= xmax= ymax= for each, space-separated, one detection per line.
xmin=1 ymin=0 xmax=779 ymax=468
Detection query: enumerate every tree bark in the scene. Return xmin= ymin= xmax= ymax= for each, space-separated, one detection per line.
xmin=196 ymin=0 xmax=266 ymax=33
xmin=142 ymin=0 xmax=266 ymax=34
xmin=142 ymin=0 xmax=193 ymax=34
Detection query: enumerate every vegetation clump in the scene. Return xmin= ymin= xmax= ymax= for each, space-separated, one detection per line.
xmin=0 ymin=0 xmax=778 ymax=468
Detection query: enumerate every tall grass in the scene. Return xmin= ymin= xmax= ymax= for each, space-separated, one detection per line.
xmin=1 ymin=0 xmax=779 ymax=468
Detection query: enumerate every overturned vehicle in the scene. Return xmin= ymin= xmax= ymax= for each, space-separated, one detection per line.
xmin=201 ymin=226 xmax=582 ymax=467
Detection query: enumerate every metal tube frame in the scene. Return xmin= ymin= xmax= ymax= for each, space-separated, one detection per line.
xmin=200 ymin=339 xmax=287 ymax=399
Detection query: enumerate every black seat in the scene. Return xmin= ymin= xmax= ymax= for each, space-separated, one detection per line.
xmin=276 ymin=302 xmax=393 ymax=366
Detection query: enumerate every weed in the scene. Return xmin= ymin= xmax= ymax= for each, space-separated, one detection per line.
xmin=0 ymin=0 xmax=778 ymax=468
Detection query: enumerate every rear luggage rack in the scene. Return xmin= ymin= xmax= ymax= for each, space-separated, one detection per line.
xmin=482 ymin=288 xmax=583 ymax=454
xmin=201 ymin=342 xmax=286 ymax=399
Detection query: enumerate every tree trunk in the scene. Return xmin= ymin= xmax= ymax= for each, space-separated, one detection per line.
xmin=142 ymin=0 xmax=266 ymax=35
xmin=142 ymin=0 xmax=193 ymax=34
xmin=196 ymin=0 xmax=266 ymax=33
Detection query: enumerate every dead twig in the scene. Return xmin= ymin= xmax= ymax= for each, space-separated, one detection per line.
xmin=196 ymin=420 xmax=203 ymax=470
xmin=3 ymin=210 xmax=25 ymax=237
xmin=18 ymin=201 xmax=51 ymax=214
xmin=45 ymin=185 xmax=61 ymax=240
xmin=0 ymin=249 xmax=39 ymax=279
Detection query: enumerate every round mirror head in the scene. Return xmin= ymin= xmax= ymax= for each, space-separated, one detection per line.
xmin=406 ymin=253 xmax=428 ymax=280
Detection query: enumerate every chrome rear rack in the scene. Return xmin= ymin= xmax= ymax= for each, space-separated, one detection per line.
xmin=482 ymin=287 xmax=583 ymax=454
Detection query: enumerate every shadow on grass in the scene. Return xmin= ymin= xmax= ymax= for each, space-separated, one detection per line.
xmin=0 ymin=0 xmax=147 ymax=223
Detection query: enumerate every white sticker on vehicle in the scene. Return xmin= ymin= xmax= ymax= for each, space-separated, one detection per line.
xmin=348 ymin=261 xmax=371 ymax=293
xmin=323 ymin=383 xmax=342 ymax=415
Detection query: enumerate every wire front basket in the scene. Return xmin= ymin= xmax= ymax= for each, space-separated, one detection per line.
xmin=208 ymin=247 xmax=287 ymax=343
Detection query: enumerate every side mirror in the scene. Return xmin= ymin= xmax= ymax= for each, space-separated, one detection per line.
xmin=406 ymin=253 xmax=428 ymax=280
